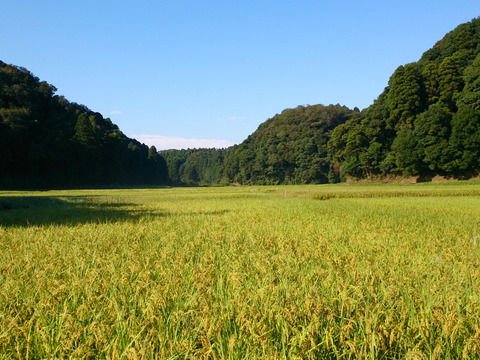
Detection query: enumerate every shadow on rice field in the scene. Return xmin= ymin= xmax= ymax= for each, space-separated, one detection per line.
xmin=0 ymin=196 xmax=149 ymax=227
xmin=0 ymin=196 xmax=231 ymax=227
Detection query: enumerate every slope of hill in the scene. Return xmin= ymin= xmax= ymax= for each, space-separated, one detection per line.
xmin=224 ymin=104 xmax=358 ymax=184
xmin=328 ymin=17 xmax=480 ymax=181
xmin=2 ymin=18 xmax=480 ymax=187
xmin=0 ymin=61 xmax=167 ymax=188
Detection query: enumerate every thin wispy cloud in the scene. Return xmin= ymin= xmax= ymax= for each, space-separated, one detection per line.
xmin=227 ymin=116 xmax=246 ymax=121
xmin=132 ymin=134 xmax=236 ymax=150
xmin=110 ymin=110 xmax=122 ymax=115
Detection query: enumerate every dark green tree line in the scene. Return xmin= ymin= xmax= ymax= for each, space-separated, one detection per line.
xmin=328 ymin=17 xmax=480 ymax=181
xmin=223 ymin=104 xmax=358 ymax=184
xmin=4 ymin=17 xmax=480 ymax=187
xmin=160 ymin=148 xmax=226 ymax=185
xmin=0 ymin=61 xmax=167 ymax=188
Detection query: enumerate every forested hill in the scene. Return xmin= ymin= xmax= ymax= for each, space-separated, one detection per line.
xmin=3 ymin=17 xmax=480 ymax=188
xmin=224 ymin=104 xmax=358 ymax=184
xmin=221 ymin=17 xmax=480 ymax=185
xmin=327 ymin=17 xmax=480 ymax=181
xmin=0 ymin=61 xmax=167 ymax=188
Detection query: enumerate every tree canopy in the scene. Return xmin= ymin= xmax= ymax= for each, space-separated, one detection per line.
xmin=177 ymin=17 xmax=480 ymax=185
xmin=327 ymin=17 xmax=480 ymax=181
xmin=0 ymin=61 xmax=167 ymax=188
xmin=223 ymin=104 xmax=358 ymax=184
xmin=3 ymin=17 xmax=480 ymax=187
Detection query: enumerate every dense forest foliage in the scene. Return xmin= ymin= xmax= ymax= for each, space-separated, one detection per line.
xmin=2 ymin=18 xmax=480 ymax=187
xmin=223 ymin=104 xmax=358 ymax=184
xmin=200 ymin=17 xmax=480 ymax=185
xmin=327 ymin=17 xmax=480 ymax=181
xmin=160 ymin=148 xmax=226 ymax=185
xmin=0 ymin=61 xmax=167 ymax=188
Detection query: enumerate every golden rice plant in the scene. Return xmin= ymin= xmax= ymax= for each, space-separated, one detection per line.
xmin=0 ymin=183 xmax=479 ymax=358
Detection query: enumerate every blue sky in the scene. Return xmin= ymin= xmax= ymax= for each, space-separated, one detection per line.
xmin=2 ymin=1 xmax=480 ymax=149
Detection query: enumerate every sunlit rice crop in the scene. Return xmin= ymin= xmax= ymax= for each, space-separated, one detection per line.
xmin=0 ymin=183 xmax=480 ymax=358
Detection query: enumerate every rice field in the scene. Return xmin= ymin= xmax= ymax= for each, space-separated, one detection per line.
xmin=1 ymin=181 xmax=480 ymax=359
